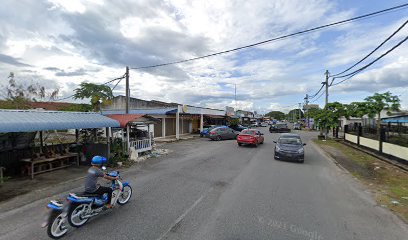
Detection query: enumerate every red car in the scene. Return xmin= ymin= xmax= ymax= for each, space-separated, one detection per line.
xmin=237 ymin=129 xmax=264 ymax=147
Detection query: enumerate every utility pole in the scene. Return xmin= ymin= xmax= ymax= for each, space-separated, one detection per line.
xmin=125 ymin=66 xmax=130 ymax=153
xmin=125 ymin=66 xmax=129 ymax=114
xmin=304 ymin=94 xmax=309 ymax=128
xmin=324 ymin=70 xmax=330 ymax=139
xmin=324 ymin=70 xmax=329 ymax=107
xmin=234 ymin=84 xmax=237 ymax=109
xmin=298 ymin=103 xmax=301 ymax=121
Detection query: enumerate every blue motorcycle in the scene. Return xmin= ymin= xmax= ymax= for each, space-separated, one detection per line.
xmin=67 ymin=169 xmax=132 ymax=228
xmin=43 ymin=168 xmax=132 ymax=238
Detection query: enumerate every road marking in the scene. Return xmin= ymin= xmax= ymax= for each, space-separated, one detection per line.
xmin=156 ymin=187 xmax=214 ymax=240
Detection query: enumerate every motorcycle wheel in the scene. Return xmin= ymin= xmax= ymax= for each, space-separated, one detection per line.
xmin=117 ymin=185 xmax=132 ymax=205
xmin=47 ymin=211 xmax=68 ymax=239
xmin=67 ymin=203 xmax=89 ymax=228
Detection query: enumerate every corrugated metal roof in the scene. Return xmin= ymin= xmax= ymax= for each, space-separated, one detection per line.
xmin=0 ymin=110 xmax=120 ymax=133
xmin=382 ymin=115 xmax=408 ymax=123
xmin=107 ymin=114 xmax=144 ymax=128
xmin=102 ymin=108 xmax=177 ymax=115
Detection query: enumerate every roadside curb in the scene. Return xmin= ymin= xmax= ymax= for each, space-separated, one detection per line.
xmin=310 ymin=140 xmax=349 ymax=173
xmin=339 ymin=140 xmax=408 ymax=172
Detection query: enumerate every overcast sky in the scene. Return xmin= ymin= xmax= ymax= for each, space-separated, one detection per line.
xmin=0 ymin=0 xmax=407 ymax=113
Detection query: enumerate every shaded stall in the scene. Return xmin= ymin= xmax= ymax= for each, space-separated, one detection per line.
xmin=106 ymin=114 xmax=160 ymax=154
xmin=0 ymin=110 xmax=119 ymax=179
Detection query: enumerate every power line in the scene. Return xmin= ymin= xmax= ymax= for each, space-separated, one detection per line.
xmin=54 ymin=74 xmax=126 ymax=102
xmin=311 ymin=90 xmax=325 ymax=103
xmin=308 ymin=83 xmax=325 ymax=99
xmin=130 ymin=3 xmax=408 ymax=70
xmin=331 ymin=35 xmax=408 ymax=86
xmin=329 ymin=19 xmax=408 ymax=85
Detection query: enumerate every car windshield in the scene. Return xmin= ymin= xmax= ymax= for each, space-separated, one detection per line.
xmin=241 ymin=130 xmax=257 ymax=135
xmin=279 ymin=137 xmax=301 ymax=145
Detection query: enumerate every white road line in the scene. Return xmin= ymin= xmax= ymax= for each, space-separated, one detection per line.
xmin=156 ymin=187 xmax=214 ymax=240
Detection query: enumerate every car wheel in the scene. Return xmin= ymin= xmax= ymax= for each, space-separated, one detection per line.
xmin=216 ymin=136 xmax=222 ymax=141
xmin=299 ymin=159 xmax=304 ymax=163
xmin=238 ymin=143 xmax=242 ymax=146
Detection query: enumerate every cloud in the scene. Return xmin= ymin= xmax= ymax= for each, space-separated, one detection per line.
xmin=0 ymin=54 xmax=31 ymax=67
xmin=0 ymin=0 xmax=407 ymax=113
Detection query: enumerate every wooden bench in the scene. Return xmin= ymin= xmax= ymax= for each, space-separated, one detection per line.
xmin=20 ymin=153 xmax=79 ymax=179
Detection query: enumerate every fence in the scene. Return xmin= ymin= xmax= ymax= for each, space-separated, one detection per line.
xmin=130 ymin=138 xmax=152 ymax=153
xmin=344 ymin=124 xmax=408 ymax=162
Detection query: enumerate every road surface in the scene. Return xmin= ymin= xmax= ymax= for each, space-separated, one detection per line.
xmin=1 ymin=129 xmax=407 ymax=240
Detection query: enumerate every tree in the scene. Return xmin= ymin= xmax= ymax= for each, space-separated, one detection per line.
xmin=3 ymin=72 xmax=59 ymax=109
xmin=73 ymin=82 xmax=113 ymax=112
xmin=364 ymin=92 xmax=400 ymax=137
xmin=312 ymin=102 xmax=348 ymax=138
xmin=265 ymin=111 xmax=285 ymax=120
xmin=227 ymin=118 xmax=240 ymax=126
xmin=286 ymin=109 xmax=304 ymax=122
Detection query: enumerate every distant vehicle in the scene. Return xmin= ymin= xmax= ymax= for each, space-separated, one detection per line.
xmin=251 ymin=122 xmax=259 ymax=127
xmin=209 ymin=127 xmax=238 ymax=141
xmin=237 ymin=129 xmax=264 ymax=147
xmin=200 ymin=125 xmax=227 ymax=137
xmin=269 ymin=123 xmax=291 ymax=133
xmin=230 ymin=125 xmax=248 ymax=132
xmin=293 ymin=123 xmax=301 ymax=130
xmin=273 ymin=133 xmax=306 ymax=163
xmin=260 ymin=122 xmax=268 ymax=127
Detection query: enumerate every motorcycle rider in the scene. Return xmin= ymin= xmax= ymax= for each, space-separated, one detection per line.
xmin=85 ymin=156 xmax=118 ymax=209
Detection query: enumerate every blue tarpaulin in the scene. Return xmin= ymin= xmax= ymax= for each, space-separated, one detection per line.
xmin=0 ymin=110 xmax=120 ymax=133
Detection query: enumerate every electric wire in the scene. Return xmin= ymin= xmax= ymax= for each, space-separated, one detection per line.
xmin=330 ymin=36 xmax=408 ymax=86
xmin=130 ymin=3 xmax=408 ymax=70
xmin=54 ymin=74 xmax=126 ymax=102
xmin=331 ymin=19 xmax=408 ymax=78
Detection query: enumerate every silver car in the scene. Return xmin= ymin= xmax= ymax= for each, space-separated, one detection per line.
xmin=208 ymin=127 xmax=238 ymax=141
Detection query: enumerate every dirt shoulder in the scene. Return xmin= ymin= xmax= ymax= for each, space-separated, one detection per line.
xmin=314 ymin=139 xmax=408 ymax=223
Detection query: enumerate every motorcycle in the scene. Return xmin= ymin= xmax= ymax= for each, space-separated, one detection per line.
xmin=67 ymin=168 xmax=132 ymax=228
xmin=42 ymin=167 xmax=132 ymax=238
xmin=42 ymin=199 xmax=69 ymax=239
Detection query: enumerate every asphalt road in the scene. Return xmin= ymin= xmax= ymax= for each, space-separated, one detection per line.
xmin=1 ymin=129 xmax=407 ymax=240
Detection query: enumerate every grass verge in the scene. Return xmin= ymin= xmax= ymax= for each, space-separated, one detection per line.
xmin=314 ymin=139 xmax=408 ymax=223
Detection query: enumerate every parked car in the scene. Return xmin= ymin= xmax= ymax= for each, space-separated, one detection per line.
xmin=237 ymin=129 xmax=264 ymax=147
xmin=209 ymin=127 xmax=238 ymax=140
xmin=200 ymin=125 xmax=226 ymax=137
xmin=273 ymin=133 xmax=306 ymax=163
xmin=293 ymin=123 xmax=301 ymax=130
xmin=269 ymin=123 xmax=291 ymax=133
xmin=251 ymin=122 xmax=259 ymax=127
xmin=230 ymin=125 xmax=248 ymax=132
xmin=260 ymin=122 xmax=268 ymax=127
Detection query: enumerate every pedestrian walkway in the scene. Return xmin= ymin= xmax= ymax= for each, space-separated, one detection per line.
xmin=0 ymin=166 xmax=88 ymax=212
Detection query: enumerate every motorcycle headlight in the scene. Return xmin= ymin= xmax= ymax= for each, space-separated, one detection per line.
xmin=297 ymin=148 xmax=304 ymax=154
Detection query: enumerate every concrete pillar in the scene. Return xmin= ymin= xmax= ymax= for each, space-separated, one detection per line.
xmin=176 ymin=106 xmax=180 ymax=140
xmin=181 ymin=116 xmax=184 ymax=134
xmin=126 ymin=124 xmax=130 ymax=152
xmin=162 ymin=117 xmax=166 ymax=137
xmin=106 ymin=127 xmax=111 ymax=158
xmin=200 ymin=114 xmax=204 ymax=132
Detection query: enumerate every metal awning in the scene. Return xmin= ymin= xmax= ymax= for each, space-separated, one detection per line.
xmin=102 ymin=108 xmax=177 ymax=115
xmin=106 ymin=114 xmax=160 ymax=128
xmin=0 ymin=110 xmax=120 ymax=133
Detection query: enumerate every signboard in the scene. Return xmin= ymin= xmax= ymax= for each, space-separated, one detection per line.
xmin=225 ymin=106 xmax=235 ymax=116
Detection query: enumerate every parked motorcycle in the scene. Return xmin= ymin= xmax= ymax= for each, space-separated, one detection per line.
xmin=42 ymin=168 xmax=132 ymax=238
